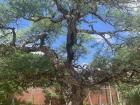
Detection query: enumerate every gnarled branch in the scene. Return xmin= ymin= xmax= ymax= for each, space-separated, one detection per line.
xmin=78 ymin=28 xmax=129 ymax=48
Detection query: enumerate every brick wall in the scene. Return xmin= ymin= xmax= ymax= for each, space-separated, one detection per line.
xmin=16 ymin=85 xmax=118 ymax=105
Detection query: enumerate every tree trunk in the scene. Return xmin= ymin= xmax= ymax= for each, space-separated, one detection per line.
xmin=65 ymin=14 xmax=86 ymax=105
xmin=66 ymin=18 xmax=77 ymax=64
xmin=69 ymin=85 xmax=85 ymax=105
xmin=65 ymin=9 xmax=83 ymax=105
xmin=39 ymin=32 xmax=47 ymax=48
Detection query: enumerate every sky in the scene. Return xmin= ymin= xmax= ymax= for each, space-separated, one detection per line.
xmin=15 ymin=17 xmax=115 ymax=64
xmin=1 ymin=0 xmax=135 ymax=65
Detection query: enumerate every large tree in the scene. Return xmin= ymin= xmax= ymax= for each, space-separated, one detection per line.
xmin=0 ymin=0 xmax=140 ymax=105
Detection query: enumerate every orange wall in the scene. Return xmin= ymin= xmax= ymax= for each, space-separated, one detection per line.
xmin=16 ymin=87 xmax=46 ymax=105
xmin=16 ymin=86 xmax=118 ymax=105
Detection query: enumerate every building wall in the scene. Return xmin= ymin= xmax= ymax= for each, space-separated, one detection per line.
xmin=16 ymin=87 xmax=46 ymax=105
xmin=16 ymin=85 xmax=118 ymax=105
xmin=84 ymin=85 xmax=118 ymax=105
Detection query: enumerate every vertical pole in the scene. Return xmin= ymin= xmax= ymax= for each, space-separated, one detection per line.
xmin=109 ymin=84 xmax=113 ymax=105
xmin=99 ymin=93 xmax=102 ymax=105
xmin=12 ymin=98 xmax=15 ymax=105
xmin=116 ymin=88 xmax=121 ymax=105
xmin=31 ymin=87 xmax=34 ymax=105
xmin=88 ymin=91 xmax=93 ymax=105
xmin=105 ymin=85 xmax=109 ymax=105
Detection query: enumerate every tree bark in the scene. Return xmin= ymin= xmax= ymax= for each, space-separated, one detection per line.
xmin=66 ymin=18 xmax=77 ymax=64
xmin=65 ymin=8 xmax=83 ymax=105
xmin=39 ymin=32 xmax=47 ymax=48
xmin=69 ymin=85 xmax=85 ymax=105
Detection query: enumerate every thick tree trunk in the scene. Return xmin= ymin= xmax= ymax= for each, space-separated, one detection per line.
xmin=65 ymin=9 xmax=83 ymax=105
xmin=66 ymin=19 xmax=77 ymax=64
xmin=69 ymin=85 xmax=85 ymax=105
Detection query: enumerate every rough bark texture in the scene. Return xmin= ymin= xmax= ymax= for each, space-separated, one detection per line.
xmin=69 ymin=85 xmax=86 ymax=105
xmin=66 ymin=19 xmax=77 ymax=64
xmin=39 ymin=32 xmax=47 ymax=47
xmin=65 ymin=8 xmax=85 ymax=105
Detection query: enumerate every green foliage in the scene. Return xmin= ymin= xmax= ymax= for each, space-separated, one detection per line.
xmin=127 ymin=87 xmax=140 ymax=105
xmin=110 ymin=36 xmax=140 ymax=103
xmin=0 ymin=3 xmax=16 ymax=25
xmin=0 ymin=81 xmax=23 ymax=105
xmin=0 ymin=44 xmax=16 ymax=57
xmin=117 ymin=83 xmax=140 ymax=105
xmin=7 ymin=52 xmax=52 ymax=72
xmin=8 ymin=0 xmax=49 ymax=18
xmin=0 ymin=49 xmax=54 ymax=77
xmin=125 ymin=11 xmax=140 ymax=31
xmin=32 ymin=19 xmax=61 ymax=32
xmin=90 ymin=55 xmax=111 ymax=70
xmin=112 ymin=47 xmax=134 ymax=71
xmin=0 ymin=45 xmax=55 ymax=104
xmin=112 ymin=41 xmax=140 ymax=73
xmin=0 ymin=0 xmax=140 ymax=104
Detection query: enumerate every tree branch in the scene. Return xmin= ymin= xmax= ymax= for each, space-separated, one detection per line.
xmin=78 ymin=28 xmax=128 ymax=48
xmin=78 ymin=28 xmax=128 ymax=36
xmin=84 ymin=69 xmax=134 ymax=87
xmin=23 ymin=15 xmax=64 ymax=23
xmin=89 ymin=11 xmax=115 ymax=26
xmin=0 ymin=24 xmax=15 ymax=30
xmin=90 ymin=11 xmax=106 ymax=23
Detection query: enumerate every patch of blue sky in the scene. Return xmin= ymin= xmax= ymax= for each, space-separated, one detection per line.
xmin=14 ymin=19 xmax=117 ymax=64
xmin=12 ymin=15 xmax=126 ymax=64
xmin=112 ymin=31 xmax=130 ymax=45
xmin=10 ymin=18 xmax=32 ymax=30
xmin=76 ymin=15 xmax=116 ymax=64
xmin=51 ymin=35 xmax=66 ymax=49
xmin=0 ymin=0 xmax=5 ymax=3
xmin=80 ymin=14 xmax=115 ymax=32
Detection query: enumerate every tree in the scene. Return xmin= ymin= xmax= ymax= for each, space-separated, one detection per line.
xmin=90 ymin=34 xmax=140 ymax=104
xmin=0 ymin=44 xmax=56 ymax=104
xmin=0 ymin=0 xmax=140 ymax=105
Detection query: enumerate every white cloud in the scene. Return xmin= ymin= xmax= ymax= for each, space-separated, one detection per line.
xmin=94 ymin=34 xmax=111 ymax=43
